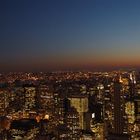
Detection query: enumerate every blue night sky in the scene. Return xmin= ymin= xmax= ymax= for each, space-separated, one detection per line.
xmin=1 ymin=0 xmax=140 ymax=71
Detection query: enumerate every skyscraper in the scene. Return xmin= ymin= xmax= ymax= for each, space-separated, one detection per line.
xmin=68 ymin=95 xmax=88 ymax=130
xmin=108 ymin=75 xmax=130 ymax=140
xmin=113 ymin=76 xmax=124 ymax=134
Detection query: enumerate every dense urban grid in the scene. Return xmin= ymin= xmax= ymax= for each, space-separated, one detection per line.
xmin=0 ymin=70 xmax=140 ymax=140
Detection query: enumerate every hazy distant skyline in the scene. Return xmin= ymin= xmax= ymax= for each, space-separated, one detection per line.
xmin=1 ymin=0 xmax=140 ymax=71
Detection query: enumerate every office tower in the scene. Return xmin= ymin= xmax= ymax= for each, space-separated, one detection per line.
xmin=91 ymin=103 xmax=103 ymax=123
xmin=134 ymin=77 xmax=140 ymax=123
xmin=54 ymin=96 xmax=80 ymax=140
xmin=103 ymin=83 xmax=112 ymax=138
xmin=135 ymin=97 xmax=140 ymax=121
xmin=97 ymin=84 xmax=104 ymax=103
xmin=68 ymin=95 xmax=88 ymax=130
xmin=88 ymin=87 xmax=104 ymax=140
xmin=134 ymin=96 xmax=140 ymax=139
xmin=125 ymin=101 xmax=135 ymax=139
xmin=0 ymin=89 xmax=9 ymax=116
xmin=113 ymin=76 xmax=124 ymax=134
xmin=90 ymin=104 xmax=104 ymax=140
xmin=108 ymin=75 xmax=130 ymax=140
xmin=125 ymin=102 xmax=133 ymax=118
xmin=57 ymin=97 xmax=67 ymax=124
xmin=9 ymin=87 xmax=25 ymax=113
xmin=66 ymin=107 xmax=80 ymax=140
xmin=24 ymin=86 xmax=36 ymax=110
xmin=37 ymin=84 xmax=54 ymax=113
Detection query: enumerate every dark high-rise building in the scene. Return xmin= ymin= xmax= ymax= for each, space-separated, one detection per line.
xmin=113 ymin=77 xmax=124 ymax=135
xmin=108 ymin=75 xmax=130 ymax=140
xmin=134 ymin=97 xmax=140 ymax=121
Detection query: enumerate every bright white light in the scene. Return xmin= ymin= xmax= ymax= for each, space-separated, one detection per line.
xmin=92 ymin=113 xmax=95 ymax=118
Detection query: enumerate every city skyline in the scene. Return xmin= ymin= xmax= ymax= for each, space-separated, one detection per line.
xmin=1 ymin=0 xmax=140 ymax=71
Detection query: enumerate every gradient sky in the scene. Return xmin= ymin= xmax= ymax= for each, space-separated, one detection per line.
xmin=1 ymin=0 xmax=140 ymax=71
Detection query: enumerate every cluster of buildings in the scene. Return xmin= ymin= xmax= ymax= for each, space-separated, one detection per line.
xmin=0 ymin=70 xmax=140 ymax=139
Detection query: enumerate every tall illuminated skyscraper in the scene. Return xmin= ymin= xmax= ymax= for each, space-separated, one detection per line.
xmin=68 ymin=95 xmax=88 ymax=130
